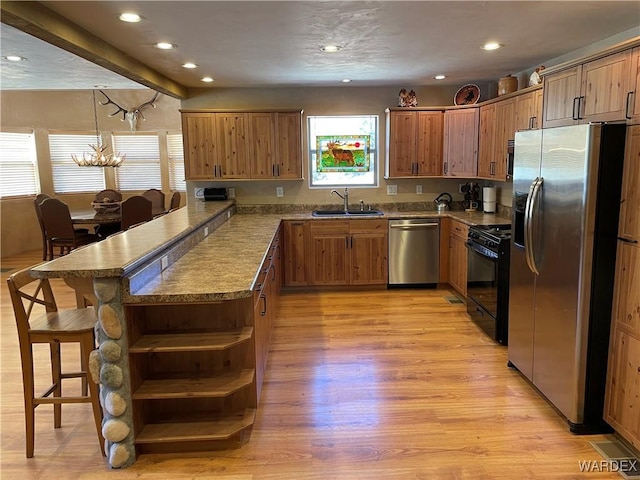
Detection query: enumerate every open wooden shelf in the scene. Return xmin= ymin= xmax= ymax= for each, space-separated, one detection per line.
xmin=133 ymin=369 xmax=255 ymax=400
xmin=129 ymin=327 xmax=253 ymax=353
xmin=135 ymin=409 xmax=256 ymax=444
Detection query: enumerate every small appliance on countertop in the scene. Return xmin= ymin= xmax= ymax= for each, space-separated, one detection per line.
xmin=203 ymin=188 xmax=228 ymax=201
xmin=434 ymin=192 xmax=452 ymax=212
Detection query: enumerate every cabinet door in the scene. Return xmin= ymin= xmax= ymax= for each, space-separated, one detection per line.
xmin=283 ymin=221 xmax=309 ymax=286
xmin=216 ymin=113 xmax=250 ymax=178
xmin=443 ymin=108 xmax=479 ymax=177
xmin=515 ymin=90 xmax=542 ymax=131
xmin=350 ymin=220 xmax=388 ymax=285
xmin=309 ymin=221 xmax=350 ymax=285
xmin=605 ymin=241 xmax=640 ymax=449
xmin=628 ymin=47 xmax=640 ymax=124
xmin=493 ymin=98 xmax=516 ymax=181
xmin=275 ymin=112 xmax=303 ymax=179
xmin=249 ymin=112 xmax=276 ymax=179
xmin=581 ymin=49 xmax=632 ymax=123
xmin=387 ymin=111 xmax=417 ymax=177
xmin=181 ymin=113 xmax=216 ymax=180
xmin=543 ymin=66 xmax=581 ymax=128
xmin=449 ymin=233 xmax=467 ymax=297
xmin=620 ymin=125 xmax=640 ymax=242
xmin=477 ymin=104 xmax=496 ymax=180
xmin=416 ymin=111 xmax=444 ymax=176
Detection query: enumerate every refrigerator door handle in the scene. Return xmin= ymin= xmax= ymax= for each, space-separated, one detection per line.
xmin=528 ymin=177 xmax=544 ymax=275
xmin=524 ymin=177 xmax=538 ymax=274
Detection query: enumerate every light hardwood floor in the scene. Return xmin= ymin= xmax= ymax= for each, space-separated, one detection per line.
xmin=0 ymin=251 xmax=620 ymax=479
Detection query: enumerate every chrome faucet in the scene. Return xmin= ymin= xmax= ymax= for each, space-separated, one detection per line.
xmin=330 ymin=187 xmax=349 ymax=212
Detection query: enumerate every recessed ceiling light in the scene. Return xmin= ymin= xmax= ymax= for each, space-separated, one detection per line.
xmin=481 ymin=42 xmax=502 ymax=51
xmin=341 ymin=79 xmax=351 ymax=83
xmin=434 ymin=75 xmax=446 ymax=80
xmin=119 ymin=12 xmax=141 ymax=23
xmin=155 ymin=42 xmax=176 ymax=50
xmin=201 ymin=77 xmax=214 ymax=83
xmin=321 ymin=45 xmax=341 ymax=53
xmin=182 ymin=62 xmax=198 ymax=69
xmin=4 ymin=55 xmax=26 ymax=62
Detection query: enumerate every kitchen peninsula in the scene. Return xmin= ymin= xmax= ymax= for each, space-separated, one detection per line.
xmin=29 ymin=201 xmax=509 ymax=468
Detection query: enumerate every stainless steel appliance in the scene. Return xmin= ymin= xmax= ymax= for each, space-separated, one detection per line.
xmin=509 ymin=123 xmax=627 ymax=433
xmin=466 ymin=225 xmax=511 ymax=345
xmin=388 ymin=219 xmax=439 ymax=286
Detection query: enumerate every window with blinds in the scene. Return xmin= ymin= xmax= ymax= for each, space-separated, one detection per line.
xmin=48 ymin=133 xmax=106 ymax=193
xmin=167 ymin=133 xmax=186 ymax=191
xmin=113 ymin=134 xmax=162 ymax=190
xmin=0 ymin=131 xmax=40 ymax=197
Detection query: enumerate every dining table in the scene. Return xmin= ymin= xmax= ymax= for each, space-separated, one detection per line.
xmin=70 ymin=207 xmax=167 ymax=225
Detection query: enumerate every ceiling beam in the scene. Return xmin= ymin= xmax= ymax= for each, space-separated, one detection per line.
xmin=0 ymin=1 xmax=188 ymax=99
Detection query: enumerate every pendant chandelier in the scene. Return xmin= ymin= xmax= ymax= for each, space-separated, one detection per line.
xmin=72 ymin=90 xmax=125 ymax=167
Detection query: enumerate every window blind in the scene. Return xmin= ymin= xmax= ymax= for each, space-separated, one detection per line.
xmin=48 ymin=133 xmax=106 ymax=193
xmin=167 ymin=133 xmax=186 ymax=191
xmin=113 ymin=134 xmax=162 ymax=190
xmin=0 ymin=131 xmax=40 ymax=197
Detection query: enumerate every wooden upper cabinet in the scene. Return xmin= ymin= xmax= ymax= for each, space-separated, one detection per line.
xmin=443 ymin=108 xmax=478 ymax=177
xmin=182 ymin=110 xmax=302 ymax=181
xmin=387 ymin=111 xmax=417 ymax=177
xmin=619 ymin=125 xmax=640 ymax=242
xmin=182 ymin=113 xmax=216 ymax=180
xmin=386 ymin=110 xmax=443 ymax=178
xmin=628 ymin=46 xmax=640 ymax=124
xmin=543 ymin=65 xmax=582 ymax=128
xmin=275 ymin=112 xmax=303 ymax=179
xmin=249 ymin=112 xmax=276 ymax=179
xmin=216 ymin=113 xmax=250 ymax=178
xmin=543 ymin=48 xmax=633 ymax=127
xmin=416 ymin=111 xmax=444 ymax=176
xmin=515 ymin=88 xmax=543 ymax=131
xmin=477 ymin=104 xmax=496 ymax=180
xmin=493 ymin=98 xmax=516 ymax=181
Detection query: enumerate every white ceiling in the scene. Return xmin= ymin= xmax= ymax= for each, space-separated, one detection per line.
xmin=1 ymin=1 xmax=639 ymax=93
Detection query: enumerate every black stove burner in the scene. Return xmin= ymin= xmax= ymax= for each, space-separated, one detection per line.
xmin=468 ymin=225 xmax=512 ymax=252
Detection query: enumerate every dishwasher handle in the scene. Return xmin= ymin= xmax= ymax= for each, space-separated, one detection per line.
xmin=390 ymin=222 xmax=439 ymax=229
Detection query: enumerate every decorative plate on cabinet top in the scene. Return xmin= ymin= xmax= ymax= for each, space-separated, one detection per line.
xmin=454 ymin=84 xmax=481 ymax=105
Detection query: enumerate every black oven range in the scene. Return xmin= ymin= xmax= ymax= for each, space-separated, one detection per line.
xmin=466 ymin=225 xmax=511 ymax=345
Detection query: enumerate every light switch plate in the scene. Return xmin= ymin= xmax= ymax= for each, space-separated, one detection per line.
xmin=276 ymin=187 xmax=284 ymax=197
xmin=228 ymin=187 xmax=235 ymax=198
xmin=204 ymin=226 xmax=209 ymax=237
xmin=416 ymin=184 xmax=423 ymax=194
xmin=161 ymin=256 xmax=168 ymax=271
xmin=387 ymin=185 xmax=398 ymax=196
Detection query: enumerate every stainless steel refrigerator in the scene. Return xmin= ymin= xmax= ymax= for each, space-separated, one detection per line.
xmin=508 ymin=123 xmax=627 ymax=433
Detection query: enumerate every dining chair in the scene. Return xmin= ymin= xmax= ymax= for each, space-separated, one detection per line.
xmin=94 ymin=189 xmax=122 ymax=203
xmin=142 ymin=188 xmax=166 ymax=214
xmin=39 ymin=198 xmax=97 ymax=260
xmin=34 ymin=194 xmax=51 ymax=261
xmin=121 ymin=195 xmax=153 ymax=230
xmin=169 ymin=191 xmax=181 ymax=211
xmin=7 ymin=266 xmax=104 ymax=458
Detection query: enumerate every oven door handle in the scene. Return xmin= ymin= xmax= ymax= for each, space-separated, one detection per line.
xmin=466 ymin=241 xmax=498 ymax=261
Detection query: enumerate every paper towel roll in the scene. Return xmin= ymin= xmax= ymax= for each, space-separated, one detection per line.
xmin=483 ymin=201 xmax=496 ymax=213
xmin=483 ymin=186 xmax=496 ymax=202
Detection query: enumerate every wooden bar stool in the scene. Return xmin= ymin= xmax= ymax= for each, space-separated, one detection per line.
xmin=6 ymin=267 xmax=104 ymax=458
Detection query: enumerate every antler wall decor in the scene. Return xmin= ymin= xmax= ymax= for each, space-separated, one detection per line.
xmin=98 ymin=90 xmax=161 ymax=132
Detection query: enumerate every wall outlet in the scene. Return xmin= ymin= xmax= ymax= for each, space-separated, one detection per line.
xmin=276 ymin=187 xmax=284 ymax=197
xmin=204 ymin=226 xmax=209 ymax=237
xmin=228 ymin=187 xmax=235 ymax=198
xmin=161 ymin=255 xmax=168 ymax=271
xmin=387 ymin=185 xmax=398 ymax=196
xmin=416 ymin=184 xmax=423 ymax=194
xmin=195 ymin=187 xmax=205 ymax=199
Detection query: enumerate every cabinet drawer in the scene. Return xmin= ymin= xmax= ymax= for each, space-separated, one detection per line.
xmin=450 ymin=220 xmax=469 ymax=240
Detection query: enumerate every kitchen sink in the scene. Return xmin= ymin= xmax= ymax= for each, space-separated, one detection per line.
xmin=312 ymin=209 xmax=383 ymax=217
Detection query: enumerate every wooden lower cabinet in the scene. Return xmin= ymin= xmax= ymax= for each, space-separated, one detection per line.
xmin=125 ymin=232 xmax=281 ymax=454
xmin=448 ymin=220 xmax=469 ymax=298
xmin=307 ymin=219 xmax=388 ymax=286
xmin=283 ymin=221 xmax=309 ymax=286
xmin=605 ymin=240 xmax=640 ymax=450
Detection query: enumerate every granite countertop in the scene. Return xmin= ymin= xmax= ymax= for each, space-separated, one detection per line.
xmin=31 ymin=200 xmax=511 ymax=303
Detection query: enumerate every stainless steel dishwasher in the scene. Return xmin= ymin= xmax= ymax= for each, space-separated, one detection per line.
xmin=388 ymin=219 xmax=440 ymax=286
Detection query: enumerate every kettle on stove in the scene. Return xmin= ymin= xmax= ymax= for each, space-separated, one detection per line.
xmin=434 ymin=192 xmax=452 ymax=212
